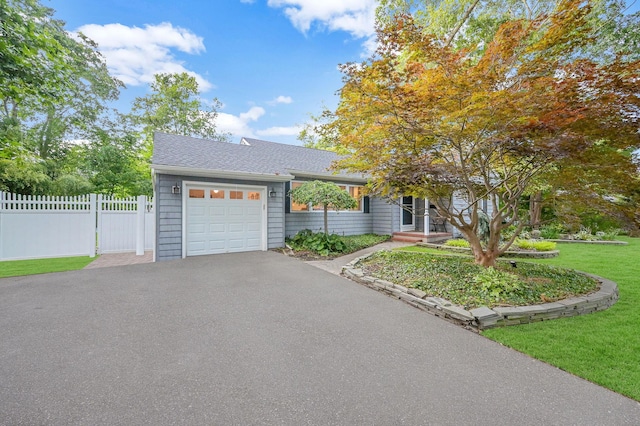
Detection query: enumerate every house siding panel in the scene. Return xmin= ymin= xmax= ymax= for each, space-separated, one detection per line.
xmin=371 ymin=197 xmax=395 ymax=235
xmin=285 ymin=211 xmax=373 ymax=237
xmin=155 ymin=174 xmax=285 ymax=261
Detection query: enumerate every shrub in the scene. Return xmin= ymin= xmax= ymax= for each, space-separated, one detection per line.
xmin=601 ymin=228 xmax=621 ymax=241
xmin=515 ymin=239 xmax=557 ymax=251
xmin=539 ymin=223 xmax=564 ymax=239
xmin=444 ymin=239 xmax=470 ymax=248
xmin=289 ymin=230 xmax=347 ymax=256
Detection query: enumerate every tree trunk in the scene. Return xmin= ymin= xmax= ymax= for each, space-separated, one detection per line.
xmin=529 ymin=191 xmax=542 ymax=229
xmin=474 ymin=250 xmax=499 ymax=267
xmin=323 ymin=206 xmax=329 ymax=235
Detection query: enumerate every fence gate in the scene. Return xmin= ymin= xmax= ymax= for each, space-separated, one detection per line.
xmin=0 ymin=192 xmax=154 ymax=261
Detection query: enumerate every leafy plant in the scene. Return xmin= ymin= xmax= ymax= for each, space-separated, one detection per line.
xmin=444 ymin=239 xmax=470 ymax=248
xmin=289 ymin=230 xmax=348 ymax=256
xmin=473 ymin=267 xmax=524 ymax=302
xmin=540 ymin=223 xmax=564 ymax=239
xmin=600 ymin=228 xmax=621 ymax=241
xmin=514 ymin=239 xmax=557 ymax=251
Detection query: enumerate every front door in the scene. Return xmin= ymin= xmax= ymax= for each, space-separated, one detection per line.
xmin=400 ymin=196 xmax=414 ymax=231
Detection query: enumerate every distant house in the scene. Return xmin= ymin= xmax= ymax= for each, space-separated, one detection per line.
xmin=150 ymin=132 xmax=456 ymax=261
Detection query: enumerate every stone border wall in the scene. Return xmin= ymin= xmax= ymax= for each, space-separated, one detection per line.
xmin=415 ymin=242 xmax=559 ymax=259
xmin=342 ymin=254 xmax=618 ymax=331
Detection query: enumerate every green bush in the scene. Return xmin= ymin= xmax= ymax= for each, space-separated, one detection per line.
xmin=514 ymin=239 xmax=557 ymax=251
xmin=600 ymin=228 xmax=621 ymax=241
xmin=540 ymin=223 xmax=564 ymax=239
xmin=289 ymin=230 xmax=348 ymax=256
xmin=444 ymin=239 xmax=470 ymax=248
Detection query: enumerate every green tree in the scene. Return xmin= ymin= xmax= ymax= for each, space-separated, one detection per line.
xmin=289 ymin=181 xmax=357 ymax=234
xmin=331 ymin=0 xmax=639 ymax=267
xmin=0 ymin=0 xmax=123 ymax=193
xmin=131 ymin=72 xmax=230 ymax=155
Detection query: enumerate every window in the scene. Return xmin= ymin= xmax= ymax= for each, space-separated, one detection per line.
xmin=189 ymin=189 xmax=205 ymax=198
xmin=349 ymin=186 xmax=363 ymax=211
xmin=230 ymin=191 xmax=243 ymax=200
xmin=290 ymin=182 xmax=309 ymax=211
xmin=290 ymin=181 xmax=364 ymax=212
xmin=248 ymin=191 xmax=261 ymax=200
xmin=210 ymin=189 xmax=225 ymax=199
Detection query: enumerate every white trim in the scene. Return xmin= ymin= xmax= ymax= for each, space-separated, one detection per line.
xmin=152 ymin=164 xmax=293 ymax=182
xmin=181 ymin=181 xmax=268 ymax=258
xmin=424 ymin=198 xmax=430 ymax=236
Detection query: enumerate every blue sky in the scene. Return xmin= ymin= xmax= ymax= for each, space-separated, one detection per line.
xmin=46 ymin=0 xmax=639 ymax=146
xmin=46 ymin=0 xmax=378 ymax=145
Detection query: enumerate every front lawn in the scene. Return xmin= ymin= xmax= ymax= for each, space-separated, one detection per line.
xmin=483 ymin=237 xmax=640 ymax=401
xmin=0 ymin=256 xmax=96 ymax=278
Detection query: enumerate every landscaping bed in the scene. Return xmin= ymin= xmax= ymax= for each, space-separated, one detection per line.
xmin=356 ymin=250 xmax=598 ymax=310
xmin=279 ymin=232 xmax=390 ymax=260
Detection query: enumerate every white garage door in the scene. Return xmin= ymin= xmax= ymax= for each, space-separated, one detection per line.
xmin=185 ymin=184 xmax=266 ymax=256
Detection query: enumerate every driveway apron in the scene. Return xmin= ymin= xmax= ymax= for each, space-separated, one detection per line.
xmin=1 ymin=251 xmax=639 ymax=425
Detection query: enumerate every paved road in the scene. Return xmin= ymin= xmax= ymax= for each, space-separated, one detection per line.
xmin=1 ymin=252 xmax=639 ymax=425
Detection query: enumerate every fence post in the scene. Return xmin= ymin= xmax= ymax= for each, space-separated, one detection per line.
xmin=89 ymin=193 xmax=97 ymax=258
xmin=136 ymin=195 xmax=145 ymax=256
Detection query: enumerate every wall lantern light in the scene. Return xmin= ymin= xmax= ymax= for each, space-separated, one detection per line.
xmin=269 ymin=188 xmax=277 ymax=198
xmin=171 ymin=183 xmax=181 ymax=194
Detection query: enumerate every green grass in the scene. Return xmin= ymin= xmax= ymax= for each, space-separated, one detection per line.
xmin=483 ymin=237 xmax=640 ymax=401
xmin=0 ymin=256 xmax=96 ymax=278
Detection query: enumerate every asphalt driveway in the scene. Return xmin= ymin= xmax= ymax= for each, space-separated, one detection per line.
xmin=1 ymin=251 xmax=639 ymax=425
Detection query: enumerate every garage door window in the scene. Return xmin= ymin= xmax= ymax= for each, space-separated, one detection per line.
xmin=210 ymin=189 xmax=225 ymax=199
xmin=230 ymin=190 xmax=243 ymax=200
xmin=189 ymin=189 xmax=205 ymax=198
xmin=248 ymin=191 xmax=261 ymax=200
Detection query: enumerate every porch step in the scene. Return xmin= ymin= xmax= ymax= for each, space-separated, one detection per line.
xmin=392 ymin=232 xmax=452 ymax=244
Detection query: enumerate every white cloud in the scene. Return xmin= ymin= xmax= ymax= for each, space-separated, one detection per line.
xmin=216 ymin=106 xmax=266 ymax=138
xmin=268 ymin=95 xmax=294 ymax=105
xmin=267 ymin=0 xmax=377 ymax=38
xmin=256 ymin=125 xmax=303 ymax=137
xmin=76 ymin=22 xmax=213 ymax=91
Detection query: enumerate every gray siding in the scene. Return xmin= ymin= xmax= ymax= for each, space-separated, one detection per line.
xmin=285 ymin=211 xmax=373 ymax=237
xmin=155 ymin=174 xmax=285 ymax=261
xmin=371 ymin=197 xmax=395 ymax=235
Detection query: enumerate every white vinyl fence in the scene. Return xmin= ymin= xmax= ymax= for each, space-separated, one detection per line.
xmin=0 ymin=192 xmax=154 ymax=261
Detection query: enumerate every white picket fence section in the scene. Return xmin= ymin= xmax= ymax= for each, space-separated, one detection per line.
xmin=0 ymin=192 xmax=154 ymax=261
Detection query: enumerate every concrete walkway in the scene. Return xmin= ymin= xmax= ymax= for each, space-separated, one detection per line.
xmin=84 ymin=251 xmax=153 ymax=269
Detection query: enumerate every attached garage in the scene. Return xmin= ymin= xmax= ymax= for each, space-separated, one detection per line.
xmin=184 ymin=183 xmax=267 ymax=256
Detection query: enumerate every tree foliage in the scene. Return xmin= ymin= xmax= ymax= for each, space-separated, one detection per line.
xmin=131 ymin=72 xmax=230 ymax=153
xmin=331 ymin=0 xmax=639 ymax=266
xmin=289 ymin=180 xmax=358 ymax=234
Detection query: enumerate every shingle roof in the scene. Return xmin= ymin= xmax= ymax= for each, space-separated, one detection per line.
xmin=151 ymin=132 xmax=365 ymax=181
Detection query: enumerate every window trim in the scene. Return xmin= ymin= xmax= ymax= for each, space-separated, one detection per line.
xmin=289 ymin=180 xmax=365 ymax=213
